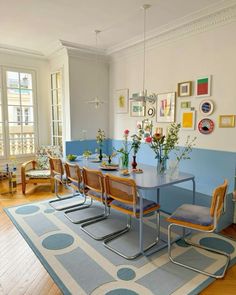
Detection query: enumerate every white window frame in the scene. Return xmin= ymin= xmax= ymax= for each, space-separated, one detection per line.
xmin=1 ymin=66 xmax=38 ymax=159
xmin=50 ymin=70 xmax=63 ymax=148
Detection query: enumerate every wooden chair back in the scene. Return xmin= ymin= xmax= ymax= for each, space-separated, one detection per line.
xmin=104 ymin=174 xmax=137 ymax=206
xmin=49 ymin=156 xmax=64 ymax=177
xmin=64 ymin=162 xmax=82 ymax=184
xmin=210 ymin=180 xmax=228 ymax=218
xmin=82 ymin=167 xmax=104 ymax=194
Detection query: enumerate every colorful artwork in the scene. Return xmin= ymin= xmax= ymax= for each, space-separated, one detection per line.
xmin=196 ymin=76 xmax=211 ymax=97
xmin=219 ymin=115 xmax=235 ymax=128
xmin=181 ymin=110 xmax=195 ymax=130
xmin=130 ymin=101 xmax=145 ymax=117
xmin=199 ymin=100 xmax=214 ymax=116
xmin=157 ymin=92 xmax=176 ymax=123
xmin=116 ymin=89 xmax=129 ymax=113
xmin=177 ymin=81 xmax=192 ymax=97
xmin=198 ymin=118 xmax=214 ymax=134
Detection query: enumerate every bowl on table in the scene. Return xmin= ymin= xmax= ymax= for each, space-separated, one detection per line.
xmin=66 ymin=154 xmax=77 ymax=161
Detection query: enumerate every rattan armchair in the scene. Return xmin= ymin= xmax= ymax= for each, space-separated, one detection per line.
xmin=21 ymin=145 xmax=62 ymax=194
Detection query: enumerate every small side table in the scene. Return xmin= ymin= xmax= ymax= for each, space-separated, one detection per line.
xmin=0 ymin=171 xmax=16 ymax=195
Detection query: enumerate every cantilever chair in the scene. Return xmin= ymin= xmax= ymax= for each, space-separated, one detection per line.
xmin=103 ymin=174 xmax=160 ymax=260
xmin=65 ymin=168 xmax=112 ymax=240
xmin=167 ymin=180 xmax=230 ymax=278
xmin=49 ymin=157 xmax=83 ymax=210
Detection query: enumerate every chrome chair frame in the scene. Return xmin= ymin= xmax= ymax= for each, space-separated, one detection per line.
xmin=103 ymin=174 xmax=160 ymax=260
xmin=49 ymin=159 xmax=84 ymax=211
xmin=168 ymin=187 xmax=230 ymax=278
xmin=66 ymin=168 xmax=124 ymax=241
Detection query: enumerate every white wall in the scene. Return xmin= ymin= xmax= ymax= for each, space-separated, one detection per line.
xmin=109 ymin=22 xmax=236 ymax=152
xmin=68 ymin=51 xmax=109 ymax=140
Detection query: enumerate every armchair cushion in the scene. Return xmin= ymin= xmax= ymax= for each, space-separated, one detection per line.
xmin=36 ymin=145 xmax=62 ymax=170
xmin=26 ymin=169 xmax=51 ymax=179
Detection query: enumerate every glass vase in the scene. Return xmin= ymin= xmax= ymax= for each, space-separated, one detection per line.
xmin=120 ymin=153 xmax=129 ymax=170
xmin=132 ymin=155 xmax=137 ymax=169
xmin=157 ymin=157 xmax=167 ymax=174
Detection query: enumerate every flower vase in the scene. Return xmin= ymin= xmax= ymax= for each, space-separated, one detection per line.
xmin=120 ymin=153 xmax=129 ymax=170
xmin=99 ymin=148 xmax=103 ymax=162
xmin=132 ymin=155 xmax=137 ymax=169
xmin=157 ymin=157 xmax=167 ymax=174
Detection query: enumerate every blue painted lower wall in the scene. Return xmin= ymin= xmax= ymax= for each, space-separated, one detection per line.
xmin=66 ymin=139 xmax=236 ymax=231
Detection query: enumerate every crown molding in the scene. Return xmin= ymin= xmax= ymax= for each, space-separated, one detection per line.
xmin=0 ymin=43 xmax=46 ymax=59
xmin=107 ymin=2 xmax=236 ymax=56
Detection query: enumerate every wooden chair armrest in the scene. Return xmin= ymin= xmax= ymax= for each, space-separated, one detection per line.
xmin=21 ymin=160 xmax=36 ymax=170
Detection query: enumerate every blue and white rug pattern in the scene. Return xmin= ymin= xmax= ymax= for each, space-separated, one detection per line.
xmin=5 ymin=200 xmax=236 ymax=295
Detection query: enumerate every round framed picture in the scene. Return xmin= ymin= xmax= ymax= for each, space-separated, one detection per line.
xmin=199 ymin=100 xmax=214 ymax=116
xmin=147 ymin=106 xmax=156 ymax=118
xmin=198 ymin=119 xmax=214 ymax=134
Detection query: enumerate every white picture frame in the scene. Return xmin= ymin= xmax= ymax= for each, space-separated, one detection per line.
xmin=116 ymin=88 xmax=129 ymax=113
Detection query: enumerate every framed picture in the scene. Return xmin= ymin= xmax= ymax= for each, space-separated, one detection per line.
xmin=219 ymin=115 xmax=235 ymax=128
xmin=157 ymin=92 xmax=176 ymax=123
xmin=142 ymin=119 xmax=153 ymax=138
xmin=181 ymin=110 xmax=196 ymax=130
xmin=177 ymin=81 xmax=192 ymax=97
xmin=196 ymin=76 xmax=211 ymax=97
xmin=116 ymin=88 xmax=129 ymax=113
xmin=198 ymin=118 xmax=214 ymax=134
xmin=147 ymin=106 xmax=156 ymax=117
xmin=130 ymin=101 xmax=145 ymax=117
xmin=199 ymin=99 xmax=214 ymax=116
xmin=180 ymin=101 xmax=191 ymax=109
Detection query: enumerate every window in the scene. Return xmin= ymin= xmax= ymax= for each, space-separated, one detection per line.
xmin=0 ymin=68 xmax=37 ymax=158
xmin=51 ymin=71 xmax=63 ymax=147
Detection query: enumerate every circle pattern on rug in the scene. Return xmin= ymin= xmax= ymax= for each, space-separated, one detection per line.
xmin=15 ymin=205 xmax=40 ymax=215
xmin=44 ymin=208 xmax=55 ymax=214
xmin=176 ymin=239 xmax=191 ymax=248
xmin=199 ymin=237 xmax=234 ymax=254
xmin=117 ymin=268 xmax=136 ymax=281
xmin=105 ymin=289 xmax=138 ymax=295
xmin=42 ymin=233 xmax=74 ymax=250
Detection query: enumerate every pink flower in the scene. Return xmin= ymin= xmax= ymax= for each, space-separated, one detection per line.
xmin=145 ymin=136 xmax=152 ymax=143
xmin=124 ymin=129 xmax=129 ymax=135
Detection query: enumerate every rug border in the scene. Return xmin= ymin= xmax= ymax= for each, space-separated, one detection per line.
xmin=4 ymin=205 xmax=71 ymax=295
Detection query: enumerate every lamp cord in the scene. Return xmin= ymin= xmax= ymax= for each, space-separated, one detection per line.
xmin=143 ymin=7 xmax=146 ymax=95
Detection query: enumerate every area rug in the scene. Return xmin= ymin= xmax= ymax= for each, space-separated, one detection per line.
xmin=5 ymin=199 xmax=236 ymax=295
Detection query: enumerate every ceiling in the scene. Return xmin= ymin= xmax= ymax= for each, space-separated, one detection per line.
xmin=0 ymin=0 xmax=233 ymax=56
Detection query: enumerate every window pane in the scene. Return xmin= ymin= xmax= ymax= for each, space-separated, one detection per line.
xmin=10 ymin=139 xmax=22 ymax=155
xmin=21 ymin=89 xmax=33 ymax=106
xmin=52 ymin=90 xmax=58 ymax=105
xmin=58 ymin=123 xmax=62 ymax=136
xmin=9 ymin=123 xmax=22 ymax=139
xmin=23 ymin=106 xmax=34 ymax=123
xmin=0 ymin=141 xmax=4 ymax=156
xmin=51 ymin=73 xmax=57 ymax=89
xmin=22 ymin=135 xmax=34 ymax=154
xmin=53 ymin=122 xmax=58 ymax=135
xmin=56 ymin=72 xmax=61 ymax=89
xmin=20 ymin=73 xmax=32 ymax=89
xmin=0 ymin=124 xmax=3 ymax=140
xmin=7 ymin=89 xmax=20 ymax=105
xmin=7 ymin=71 xmax=19 ymax=88
xmin=57 ymin=89 xmax=62 ymax=104
xmin=22 ymin=122 xmax=34 ymax=134
xmin=8 ymin=106 xmax=21 ymax=123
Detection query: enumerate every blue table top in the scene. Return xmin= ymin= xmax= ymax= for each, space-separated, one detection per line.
xmin=69 ymin=158 xmax=194 ymax=190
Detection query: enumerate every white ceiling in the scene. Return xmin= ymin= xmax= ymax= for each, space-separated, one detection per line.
xmin=0 ymin=0 xmax=233 ymax=55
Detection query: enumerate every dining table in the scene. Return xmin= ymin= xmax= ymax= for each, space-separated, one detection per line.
xmin=72 ymin=156 xmax=196 ymax=255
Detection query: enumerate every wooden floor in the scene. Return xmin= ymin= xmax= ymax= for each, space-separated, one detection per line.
xmin=0 ymin=182 xmax=236 ymax=295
